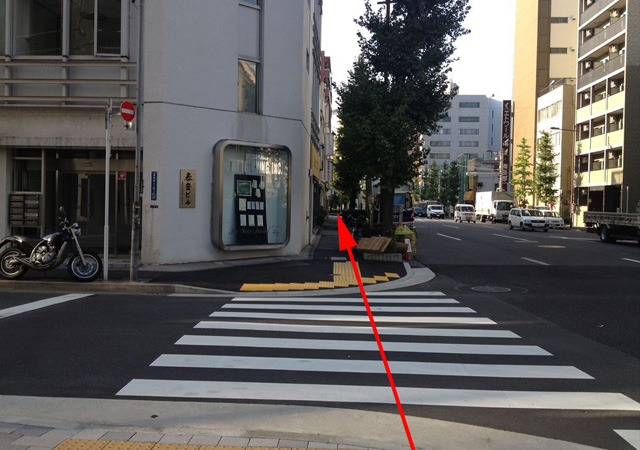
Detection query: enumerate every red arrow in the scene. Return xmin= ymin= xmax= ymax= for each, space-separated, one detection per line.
xmin=336 ymin=214 xmax=416 ymax=450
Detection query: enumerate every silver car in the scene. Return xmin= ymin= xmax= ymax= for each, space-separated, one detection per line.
xmin=542 ymin=210 xmax=565 ymax=229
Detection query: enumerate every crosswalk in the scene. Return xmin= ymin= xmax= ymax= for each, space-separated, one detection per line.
xmin=117 ymin=291 xmax=640 ymax=413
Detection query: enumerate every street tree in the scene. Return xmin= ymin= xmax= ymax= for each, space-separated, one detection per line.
xmin=438 ymin=162 xmax=451 ymax=209
xmin=423 ymin=161 xmax=440 ymax=201
xmin=534 ymin=131 xmax=559 ymax=207
xmin=447 ymin=160 xmax=462 ymax=206
xmin=350 ymin=0 xmax=470 ymax=228
xmin=511 ymin=138 xmax=534 ymax=207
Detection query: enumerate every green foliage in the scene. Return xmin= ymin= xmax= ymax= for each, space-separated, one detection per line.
xmin=534 ymin=131 xmax=559 ymax=207
xmin=438 ymin=162 xmax=450 ymax=207
xmin=335 ymin=0 xmax=470 ymax=227
xmin=447 ymin=161 xmax=462 ymax=206
xmin=422 ymin=161 xmax=440 ymax=200
xmin=511 ymin=138 xmax=534 ymax=207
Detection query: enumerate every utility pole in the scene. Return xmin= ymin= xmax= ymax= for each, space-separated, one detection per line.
xmin=130 ymin=0 xmax=144 ymax=281
xmin=104 ymin=98 xmax=113 ymax=281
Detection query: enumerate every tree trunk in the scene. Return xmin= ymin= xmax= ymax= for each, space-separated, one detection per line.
xmin=379 ymin=184 xmax=395 ymax=230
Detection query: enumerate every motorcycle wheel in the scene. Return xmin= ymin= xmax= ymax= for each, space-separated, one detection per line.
xmin=67 ymin=251 xmax=103 ymax=282
xmin=0 ymin=248 xmax=28 ymax=280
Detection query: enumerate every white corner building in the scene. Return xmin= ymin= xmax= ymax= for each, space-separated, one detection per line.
xmin=0 ymin=0 xmax=329 ymax=265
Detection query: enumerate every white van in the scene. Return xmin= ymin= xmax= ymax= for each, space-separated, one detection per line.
xmin=454 ymin=204 xmax=476 ymax=223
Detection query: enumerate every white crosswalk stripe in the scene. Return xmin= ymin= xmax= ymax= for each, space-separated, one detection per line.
xmin=117 ymin=292 xmax=640 ymax=412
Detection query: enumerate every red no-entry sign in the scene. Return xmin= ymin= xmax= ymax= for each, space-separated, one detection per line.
xmin=120 ymin=101 xmax=135 ymax=122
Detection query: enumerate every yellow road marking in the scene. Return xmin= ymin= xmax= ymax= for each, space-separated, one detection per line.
xmin=54 ymin=440 xmax=322 ymax=450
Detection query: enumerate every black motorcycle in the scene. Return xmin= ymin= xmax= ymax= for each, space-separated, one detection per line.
xmin=0 ymin=207 xmax=103 ymax=282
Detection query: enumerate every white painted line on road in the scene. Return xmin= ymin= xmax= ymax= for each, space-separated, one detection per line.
xmin=521 ymin=257 xmax=550 ymax=266
xmin=623 ymin=258 xmax=640 ymax=264
xmin=176 ymin=335 xmax=551 ymax=355
xmin=367 ymin=291 xmax=445 ymax=296
xmin=209 ymin=311 xmax=496 ymax=324
xmin=152 ymin=354 xmax=591 ymax=379
xmin=222 ymin=304 xmax=476 ymax=313
xmin=493 ymin=234 xmax=532 ymax=242
xmin=0 ymin=294 xmax=93 ymax=319
xmin=443 ymin=225 xmax=460 ymax=229
xmin=194 ymin=321 xmax=521 ymax=338
xmin=231 ymin=296 xmax=456 ymax=303
xmin=117 ymin=379 xmax=640 ymax=411
xmin=437 ymin=233 xmax=462 ymax=241
xmin=615 ymin=430 xmax=640 ymax=449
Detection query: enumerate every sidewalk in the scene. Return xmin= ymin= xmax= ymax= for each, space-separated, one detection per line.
xmin=1 ymin=216 xmax=429 ymax=295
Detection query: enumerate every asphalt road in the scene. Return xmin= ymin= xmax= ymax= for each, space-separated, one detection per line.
xmin=0 ymin=223 xmax=638 ymax=450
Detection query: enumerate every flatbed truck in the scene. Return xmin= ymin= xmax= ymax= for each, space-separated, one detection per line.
xmin=583 ymin=210 xmax=640 ymax=244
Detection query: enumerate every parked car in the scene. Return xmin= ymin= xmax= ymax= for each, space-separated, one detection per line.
xmin=454 ymin=204 xmax=476 ymax=223
xmin=427 ymin=204 xmax=445 ymax=219
xmin=414 ymin=206 xmax=427 ymax=217
xmin=508 ymin=208 xmax=549 ymax=232
xmin=542 ymin=210 xmax=565 ymax=229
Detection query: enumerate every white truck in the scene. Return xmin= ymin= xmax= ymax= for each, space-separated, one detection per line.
xmin=583 ymin=205 xmax=640 ymax=244
xmin=475 ymin=191 xmax=514 ymax=223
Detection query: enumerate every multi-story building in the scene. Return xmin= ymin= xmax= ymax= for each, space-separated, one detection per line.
xmin=0 ymin=0 xmax=329 ymax=265
xmin=423 ymin=94 xmax=502 ymax=167
xmin=512 ymin=0 xmax=578 ymax=197
xmin=575 ymin=0 xmax=638 ymax=220
xmin=536 ymin=79 xmax=576 ymax=222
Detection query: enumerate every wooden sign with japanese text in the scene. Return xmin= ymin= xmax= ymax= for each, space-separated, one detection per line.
xmin=179 ymin=169 xmax=196 ymax=208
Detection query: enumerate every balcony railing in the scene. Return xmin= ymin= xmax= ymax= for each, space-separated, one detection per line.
xmin=579 ymin=17 xmax=626 ymax=58
xmin=578 ymin=53 xmax=625 ymax=89
xmin=580 ymin=0 xmax=618 ymax=27
xmin=1 ymin=59 xmax=137 ymax=106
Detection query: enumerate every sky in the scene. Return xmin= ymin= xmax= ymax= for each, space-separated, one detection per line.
xmin=321 ymin=0 xmax=516 ymax=103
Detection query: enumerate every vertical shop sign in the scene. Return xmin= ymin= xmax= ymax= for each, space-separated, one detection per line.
xmin=179 ymin=169 xmax=196 ymax=208
xmin=500 ymin=100 xmax=512 ymax=191
xmin=151 ymin=171 xmax=158 ymax=201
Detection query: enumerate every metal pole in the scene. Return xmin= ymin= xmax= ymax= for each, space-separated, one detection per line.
xmin=626 ymin=186 xmax=629 ymax=213
xmin=104 ymin=98 xmax=112 ymax=281
xmin=130 ymin=0 xmax=144 ymax=281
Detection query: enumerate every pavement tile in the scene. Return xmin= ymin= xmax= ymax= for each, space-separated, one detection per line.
xmin=0 ymin=434 xmax=23 ymax=445
xmin=307 ymin=443 xmax=337 ymax=450
xmin=70 ymin=432 xmax=109 ymax=441
xmin=156 ymin=435 xmax=193 ymax=445
xmin=98 ymin=433 xmax=136 ymax=442
xmin=54 ymin=438 xmax=109 ymax=450
xmin=0 ymin=423 xmax=22 ymax=433
xmin=217 ymin=437 xmax=250 ymax=447
xmin=199 ymin=447 xmax=247 ymax=450
xmin=128 ymin=434 xmax=163 ymax=444
xmin=0 ymin=445 xmax=29 ymax=450
xmin=102 ymin=442 xmax=154 ymax=450
xmin=14 ymin=427 xmax=52 ymax=438
xmin=278 ymin=441 xmax=307 ymax=448
xmin=248 ymin=438 xmax=280 ymax=447
xmin=338 ymin=446 xmax=367 ymax=450
xmin=25 ymin=446 xmax=52 ymax=450
xmin=152 ymin=444 xmax=198 ymax=450
xmin=186 ymin=436 xmax=221 ymax=447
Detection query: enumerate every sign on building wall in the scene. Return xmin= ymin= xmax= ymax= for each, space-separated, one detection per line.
xmin=179 ymin=169 xmax=196 ymax=208
xmin=500 ymin=100 xmax=512 ymax=191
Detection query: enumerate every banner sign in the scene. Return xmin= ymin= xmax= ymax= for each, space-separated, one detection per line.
xmin=500 ymin=100 xmax=512 ymax=191
xmin=179 ymin=169 xmax=196 ymax=208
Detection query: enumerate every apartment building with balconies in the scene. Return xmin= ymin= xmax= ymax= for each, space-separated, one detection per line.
xmin=574 ymin=0 xmax=639 ymax=219
xmin=0 ymin=0 xmax=328 ymax=265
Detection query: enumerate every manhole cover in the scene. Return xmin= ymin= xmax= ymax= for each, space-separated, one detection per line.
xmin=471 ymin=286 xmax=512 ymax=293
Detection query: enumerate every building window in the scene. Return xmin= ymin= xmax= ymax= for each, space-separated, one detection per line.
xmin=550 ymin=47 xmax=568 ymax=54
xmin=238 ymin=59 xmax=258 ymax=113
xmin=459 ymin=116 xmax=480 ymax=122
xmin=459 ymin=102 xmax=480 ymax=108
xmin=550 ymin=17 xmax=569 ymax=23
xmin=460 ymin=129 xmax=479 ymax=135
xmin=440 ymin=116 xmax=451 ymax=122
xmin=430 ymin=153 xmax=451 ymax=160
xmin=435 ymin=128 xmax=451 ymax=135
xmin=70 ymin=0 xmax=122 ymax=55
xmin=430 ymin=141 xmax=451 ymax=147
xmin=12 ymin=150 xmax=43 ymax=192
xmin=240 ymin=0 xmax=260 ymax=4
xmin=14 ymin=0 xmax=63 ymax=56
xmin=0 ymin=0 xmax=5 ymax=54
xmin=212 ymin=141 xmax=291 ymax=250
xmin=537 ymin=101 xmax=561 ymax=122
xmin=459 ymin=141 xmax=479 ymax=147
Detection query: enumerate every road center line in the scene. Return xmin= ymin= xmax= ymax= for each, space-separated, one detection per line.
xmin=493 ymin=234 xmax=530 ymax=242
xmin=442 ymin=225 xmax=460 ymax=229
xmin=623 ymin=258 xmax=640 ymax=264
xmin=521 ymin=257 xmax=550 ymax=266
xmin=437 ymin=233 xmax=462 ymax=241
xmin=0 ymin=294 xmax=93 ymax=319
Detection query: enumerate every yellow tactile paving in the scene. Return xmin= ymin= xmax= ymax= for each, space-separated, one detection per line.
xmin=55 ymin=440 xmax=109 ymax=450
xmin=152 ymin=445 xmax=199 ymax=450
xmin=239 ymin=259 xmax=402 ymax=291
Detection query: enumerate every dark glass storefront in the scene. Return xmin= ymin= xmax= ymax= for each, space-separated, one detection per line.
xmin=10 ymin=148 xmax=135 ymax=256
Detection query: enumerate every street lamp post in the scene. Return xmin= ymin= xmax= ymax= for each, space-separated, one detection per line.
xmin=550 ymin=126 xmax=576 ymax=228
